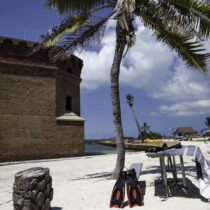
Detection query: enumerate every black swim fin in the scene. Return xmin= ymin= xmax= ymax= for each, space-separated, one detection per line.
xmin=110 ymin=171 xmax=127 ymax=208
xmin=127 ymin=169 xmax=144 ymax=207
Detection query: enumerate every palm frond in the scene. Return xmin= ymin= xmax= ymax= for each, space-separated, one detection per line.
xmin=126 ymin=93 xmax=134 ymax=106
xmin=136 ymin=8 xmax=209 ymax=72
xmin=205 ymin=117 xmax=210 ymax=127
xmin=163 ymin=0 xmax=210 ymax=38
xmin=114 ymin=0 xmax=136 ymax=51
xmin=41 ymin=14 xmax=88 ymax=46
xmin=136 ymin=0 xmax=193 ymax=37
xmin=44 ymin=0 xmax=116 ymax=14
xmin=157 ymin=1 xmax=196 ymax=37
xmin=155 ymin=32 xmax=209 ymax=72
xmin=61 ymin=14 xmax=113 ymax=52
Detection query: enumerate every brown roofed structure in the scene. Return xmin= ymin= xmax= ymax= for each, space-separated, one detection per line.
xmin=176 ymin=127 xmax=197 ymax=133
xmin=173 ymin=127 xmax=197 ymax=137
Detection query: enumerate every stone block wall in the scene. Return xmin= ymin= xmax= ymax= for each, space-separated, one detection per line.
xmin=0 ymin=37 xmax=84 ymax=161
xmin=0 ymin=114 xmax=84 ymax=161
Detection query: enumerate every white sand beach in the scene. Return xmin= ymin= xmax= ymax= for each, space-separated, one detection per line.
xmin=1 ymin=141 xmax=210 ymax=210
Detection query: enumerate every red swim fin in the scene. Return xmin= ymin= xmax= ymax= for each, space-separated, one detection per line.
xmin=127 ymin=169 xmax=144 ymax=207
xmin=110 ymin=171 xmax=127 ymax=208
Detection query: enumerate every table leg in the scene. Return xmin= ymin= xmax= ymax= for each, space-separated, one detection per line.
xmin=160 ymin=156 xmax=169 ymax=197
xmin=172 ymin=156 xmax=177 ymax=182
xmin=167 ymin=157 xmax=170 ymax=172
xmin=159 ymin=157 xmax=163 ymax=180
xmin=179 ymin=155 xmax=190 ymax=197
xmin=169 ymin=156 xmax=177 ymax=183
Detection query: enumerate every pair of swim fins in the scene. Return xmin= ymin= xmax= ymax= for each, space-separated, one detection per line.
xmin=110 ymin=169 xmax=144 ymax=208
xmin=148 ymin=142 xmax=182 ymax=153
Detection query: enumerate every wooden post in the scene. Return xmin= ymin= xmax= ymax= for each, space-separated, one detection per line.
xmin=167 ymin=157 xmax=170 ymax=172
xmin=172 ymin=156 xmax=177 ymax=182
xmin=160 ymin=156 xmax=169 ymax=197
xmin=159 ymin=157 xmax=163 ymax=181
xmin=168 ymin=156 xmax=177 ymax=183
xmin=13 ymin=167 xmax=53 ymax=210
xmin=179 ymin=155 xmax=190 ymax=197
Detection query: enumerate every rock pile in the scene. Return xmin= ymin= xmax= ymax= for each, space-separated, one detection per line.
xmin=13 ymin=167 xmax=53 ymax=210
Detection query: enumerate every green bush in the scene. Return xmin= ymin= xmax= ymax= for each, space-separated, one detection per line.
xmin=143 ymin=131 xmax=162 ymax=139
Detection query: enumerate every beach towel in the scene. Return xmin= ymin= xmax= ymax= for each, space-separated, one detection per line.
xmin=161 ymin=145 xmax=210 ymax=199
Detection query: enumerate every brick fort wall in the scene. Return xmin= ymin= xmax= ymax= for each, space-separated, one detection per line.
xmin=0 ymin=37 xmax=84 ymax=161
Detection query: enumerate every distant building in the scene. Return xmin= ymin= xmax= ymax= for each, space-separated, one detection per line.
xmin=0 ymin=36 xmax=84 ymax=161
xmin=173 ymin=127 xmax=197 ymax=137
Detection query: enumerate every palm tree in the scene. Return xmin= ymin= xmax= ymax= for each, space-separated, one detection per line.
xmin=142 ymin=122 xmax=151 ymax=134
xmin=205 ymin=117 xmax=210 ymax=129
xmin=126 ymin=94 xmax=144 ymax=142
xmin=42 ymin=0 xmax=210 ymax=178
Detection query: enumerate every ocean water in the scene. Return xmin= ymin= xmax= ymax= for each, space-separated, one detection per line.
xmin=85 ymin=142 xmax=117 ymax=155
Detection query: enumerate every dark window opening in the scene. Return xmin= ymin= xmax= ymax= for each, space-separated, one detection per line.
xmin=67 ymin=68 xmax=73 ymax=73
xmin=66 ymin=96 xmax=72 ymax=112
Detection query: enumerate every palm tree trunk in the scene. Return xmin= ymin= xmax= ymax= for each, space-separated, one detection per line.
xmin=110 ymin=22 xmax=127 ymax=179
xmin=130 ymin=105 xmax=144 ymax=142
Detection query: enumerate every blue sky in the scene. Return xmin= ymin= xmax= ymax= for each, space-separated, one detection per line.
xmin=1 ymin=0 xmax=210 ymax=139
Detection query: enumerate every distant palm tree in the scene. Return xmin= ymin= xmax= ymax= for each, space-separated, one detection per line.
xmin=42 ymin=0 xmax=210 ymax=178
xmin=126 ymin=94 xmax=144 ymax=142
xmin=142 ymin=122 xmax=151 ymax=134
xmin=205 ymin=117 xmax=210 ymax=129
xmin=200 ymin=117 xmax=210 ymax=135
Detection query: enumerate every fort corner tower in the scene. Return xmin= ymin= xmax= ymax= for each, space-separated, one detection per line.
xmin=0 ymin=36 xmax=85 ymax=161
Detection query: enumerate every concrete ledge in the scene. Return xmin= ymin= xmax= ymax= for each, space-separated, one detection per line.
xmin=56 ymin=112 xmax=85 ymax=125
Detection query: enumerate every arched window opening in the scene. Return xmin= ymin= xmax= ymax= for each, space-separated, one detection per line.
xmin=66 ymin=96 xmax=72 ymax=112
xmin=67 ymin=68 xmax=72 ymax=73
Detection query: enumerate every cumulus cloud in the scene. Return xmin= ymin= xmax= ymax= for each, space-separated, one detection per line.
xmin=152 ymin=62 xmax=210 ymax=102
xmin=159 ymin=100 xmax=210 ymax=116
xmin=76 ymin=18 xmax=176 ymax=90
xmin=75 ymin=20 xmax=116 ymax=90
xmin=76 ymin=18 xmax=210 ymax=117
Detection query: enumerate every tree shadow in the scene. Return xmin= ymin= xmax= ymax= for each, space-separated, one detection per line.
xmin=141 ymin=165 xmax=162 ymax=176
xmin=141 ymin=164 xmax=197 ymax=178
xmin=154 ymin=178 xmax=201 ymax=199
xmin=177 ymin=165 xmax=197 ymax=179
xmin=71 ymin=172 xmax=112 ymax=181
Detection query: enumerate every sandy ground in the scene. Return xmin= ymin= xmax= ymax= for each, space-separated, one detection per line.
xmin=1 ymin=141 xmax=210 ymax=210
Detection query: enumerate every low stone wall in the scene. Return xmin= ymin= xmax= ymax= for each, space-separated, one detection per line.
xmin=13 ymin=167 xmax=53 ymax=210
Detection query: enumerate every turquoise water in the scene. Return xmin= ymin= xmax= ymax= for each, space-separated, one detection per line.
xmin=85 ymin=142 xmax=117 ymax=155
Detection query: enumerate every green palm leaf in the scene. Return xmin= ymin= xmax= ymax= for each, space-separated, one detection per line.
xmin=41 ymin=14 xmax=88 ymax=46
xmin=44 ymin=0 xmax=115 ymax=14
xmin=164 ymin=0 xmax=210 ymax=38
xmin=156 ymin=32 xmax=209 ymax=72
xmin=136 ymin=9 xmax=209 ymax=72
xmin=61 ymin=14 xmax=113 ymax=52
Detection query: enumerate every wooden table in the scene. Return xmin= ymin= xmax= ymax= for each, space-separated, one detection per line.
xmin=146 ymin=152 xmax=190 ymax=197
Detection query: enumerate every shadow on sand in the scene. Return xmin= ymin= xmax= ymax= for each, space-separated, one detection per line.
xmin=154 ymin=178 xmax=201 ymax=199
xmin=51 ymin=207 xmax=62 ymax=210
xmin=141 ymin=164 xmax=209 ymax=202
xmin=71 ymin=172 xmax=112 ymax=181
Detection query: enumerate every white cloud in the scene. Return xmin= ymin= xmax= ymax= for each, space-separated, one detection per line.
xmin=150 ymin=112 xmax=158 ymax=117
xmin=76 ymin=18 xmax=210 ymax=117
xmin=159 ymin=100 xmax=210 ymax=116
xmin=75 ymin=20 xmax=116 ymax=90
xmin=77 ymin=18 xmax=176 ymax=91
xmin=152 ymin=62 xmax=210 ymax=101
